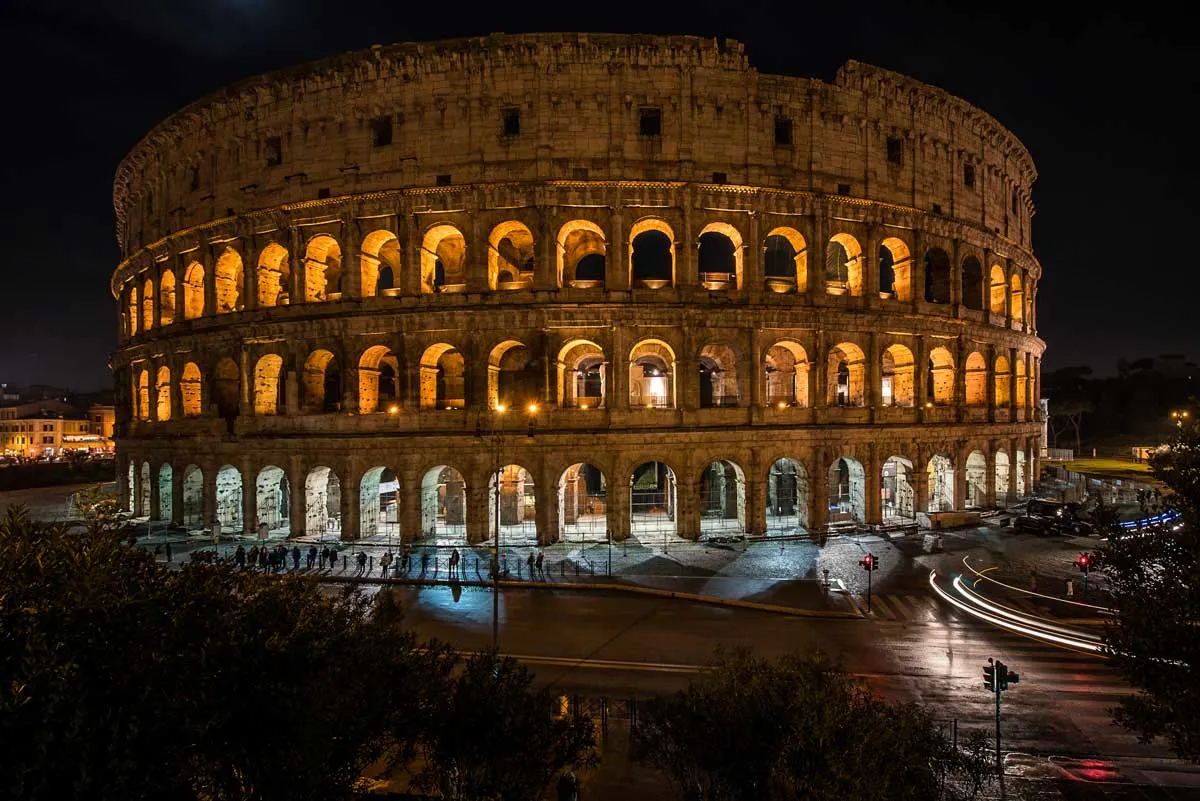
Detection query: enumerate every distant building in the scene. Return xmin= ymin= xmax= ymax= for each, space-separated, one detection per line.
xmin=0 ymin=403 xmax=115 ymax=457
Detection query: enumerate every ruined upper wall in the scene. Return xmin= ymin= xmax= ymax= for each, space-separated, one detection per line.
xmin=114 ymin=32 xmax=1037 ymax=255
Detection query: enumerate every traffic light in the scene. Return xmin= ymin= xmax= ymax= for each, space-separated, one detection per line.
xmin=1076 ymin=553 xmax=1090 ymax=574
xmin=860 ymin=553 xmax=879 ymax=571
xmin=983 ymin=658 xmax=995 ymax=691
xmin=999 ymin=662 xmax=1019 ymax=691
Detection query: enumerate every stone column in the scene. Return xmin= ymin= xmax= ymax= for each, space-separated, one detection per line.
xmin=745 ymin=451 xmax=765 ymax=536
xmin=955 ymin=335 xmax=968 ymax=421
xmin=748 ymin=328 xmax=762 ymax=409
xmin=288 ymin=459 xmax=306 ymax=539
xmin=808 ymin=207 xmax=826 ymax=303
xmin=984 ymin=441 xmax=997 ymax=508
xmin=954 ymin=441 xmax=969 ymax=511
xmin=676 ymin=476 xmax=699 ymax=541
xmin=147 ymin=462 xmax=161 ymax=521
xmin=535 ymin=472 xmax=556 ymax=546
xmin=813 ymin=330 xmax=827 ymax=409
xmin=866 ymin=331 xmax=880 ymax=414
xmin=466 ymin=214 xmax=488 ymax=294
xmin=171 ymin=463 xmax=184 ymax=526
xmin=342 ymin=217 xmax=362 ymax=299
xmin=202 ymin=464 xmax=218 ymax=530
xmin=612 ymin=324 xmax=628 ymax=410
xmin=1008 ymin=346 xmax=1019 ymax=416
xmin=401 ymin=473 xmax=421 ymax=543
xmin=866 ymin=444 xmax=883 ymax=526
xmin=678 ymin=202 xmax=696 ymax=290
xmin=241 ymin=456 xmax=255 ymax=535
xmin=203 ymin=256 xmax=217 ymax=319
xmin=174 ymin=258 xmax=187 ymax=323
xmin=609 ymin=209 xmax=628 ymax=292
xmin=809 ymin=450 xmax=828 ymax=535
xmin=340 ymin=467 xmax=358 ymax=541
xmin=913 ymin=446 xmax=929 ymax=514
xmin=606 ymin=471 xmax=630 ymax=542
xmin=239 ymin=346 xmax=251 ymax=417
xmin=465 ymin=480 xmax=488 ymax=545
xmin=1008 ymin=437 xmax=1021 ymax=501
xmin=914 ymin=335 xmax=929 ymax=412
xmin=535 ymin=208 xmax=557 ymax=291
xmin=745 ymin=211 xmax=762 ymax=303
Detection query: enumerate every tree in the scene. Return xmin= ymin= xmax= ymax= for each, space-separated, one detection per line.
xmin=0 ymin=505 xmax=439 ymax=801
xmin=401 ymin=650 xmax=597 ymax=801
xmin=632 ymin=649 xmax=991 ymax=801
xmin=1096 ymin=418 xmax=1200 ymax=761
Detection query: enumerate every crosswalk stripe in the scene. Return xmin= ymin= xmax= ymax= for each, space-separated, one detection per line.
xmin=868 ymin=595 xmax=897 ymax=619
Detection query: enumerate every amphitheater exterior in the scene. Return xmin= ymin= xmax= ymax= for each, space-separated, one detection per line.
xmin=110 ymin=33 xmax=1045 ymax=546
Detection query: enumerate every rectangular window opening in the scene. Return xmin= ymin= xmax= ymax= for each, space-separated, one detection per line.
xmin=639 ymin=107 xmax=662 ymax=137
xmin=886 ymin=136 xmax=903 ymax=166
xmin=932 ymin=203 xmax=943 ymax=215
xmin=711 ymin=171 xmax=728 ymax=185
xmin=502 ymin=106 xmax=521 ymax=137
xmin=571 ymin=167 xmax=589 ymax=180
xmin=963 ymin=163 xmax=976 ymax=189
xmin=371 ymin=116 xmax=393 ymax=147
xmin=264 ymin=136 xmax=282 ymax=167
xmin=317 ymin=188 xmax=330 ymax=199
xmin=836 ymin=182 xmax=851 ymax=196
xmin=774 ymin=117 xmax=793 ymax=146
xmin=435 ymin=174 xmax=452 ymax=186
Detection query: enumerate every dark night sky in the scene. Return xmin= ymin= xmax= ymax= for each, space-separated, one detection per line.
xmin=3 ymin=0 xmax=1196 ymax=392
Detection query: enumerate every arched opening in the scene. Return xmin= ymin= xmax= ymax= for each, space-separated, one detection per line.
xmin=629 ymin=339 xmax=675 ymax=409
xmin=764 ymin=342 xmax=809 ymax=408
xmin=488 ymin=340 xmax=541 ymax=411
xmin=827 ymin=342 xmax=866 ymax=407
xmin=826 ymin=233 xmax=863 ymax=296
xmin=214 ymin=247 xmax=244 ymax=313
xmin=182 ymin=465 xmax=203 ymax=528
xmin=923 ymin=247 xmax=952 ymax=304
xmin=699 ymin=460 xmax=746 ymax=536
xmin=989 ymin=265 xmax=1006 ymax=315
xmin=558 ymin=340 xmax=606 ymax=409
xmin=629 ymin=219 xmax=674 ymax=289
xmin=927 ymin=347 xmax=956 ymax=406
xmin=698 ymin=344 xmax=740 ymax=408
xmin=155 ymin=366 xmax=172 ymax=421
xmin=766 ymin=458 xmax=809 ymax=534
xmin=879 ymin=238 xmax=912 ymax=301
xmin=965 ymin=352 xmax=987 ymax=405
xmin=183 ymin=262 xmax=205 ymax=319
xmin=256 ymin=465 xmax=291 ymax=539
xmin=420 ymin=224 xmax=467 ymax=293
xmin=135 ymin=369 xmax=150 ymax=421
xmin=419 ymin=344 xmax=465 ymax=410
xmin=127 ymin=288 xmax=139 ymax=336
xmin=488 ymin=221 xmax=535 ymax=290
xmin=256 ymin=242 xmax=291 ymax=307
xmin=881 ymin=344 xmax=915 ymax=407
xmin=630 ymin=461 xmax=677 ymax=542
xmin=1016 ymin=450 xmax=1027 ymax=496
xmin=1015 ymin=357 xmax=1028 ymax=408
xmin=882 ymin=456 xmax=915 ymax=522
xmin=139 ymin=462 xmax=151 ymax=517
xmin=926 ymin=455 xmax=955 ymax=512
xmin=558 ymin=220 xmax=607 ymax=288
xmin=253 ymin=354 xmax=284 ymax=416
xmin=214 ymin=357 xmax=240 ymax=420
xmin=181 ymin=363 xmax=202 ymax=417
xmin=488 ymin=464 xmax=537 ymax=544
xmin=302 ymin=350 xmax=342 ymax=414
xmin=696 ymin=223 xmax=742 ymax=290
xmin=995 ymin=451 xmax=1011 ymax=506
xmin=994 ymin=356 xmax=1011 ymax=407
xmin=763 ymin=228 xmax=807 ymax=294
xmin=961 ymin=257 xmax=984 ymax=311
xmin=828 ymin=457 xmax=866 ymax=525
xmin=157 ymin=464 xmax=173 ymax=521
xmin=142 ymin=278 xmax=155 ymax=332
xmin=559 ymin=463 xmax=607 ymax=542
xmin=360 ymin=230 xmax=400 ymax=297
xmin=359 ymin=466 xmax=400 ymax=541
xmin=1010 ymin=274 xmax=1025 ymax=322
xmin=304 ymin=235 xmax=343 ymax=302
xmin=965 ymin=451 xmax=987 ymax=508
xmin=216 ymin=465 xmax=242 ymax=531
xmin=358 ymin=345 xmax=400 ymax=414
xmin=420 ymin=465 xmax=467 ymax=543
xmin=159 ymin=270 xmax=176 ymax=326
xmin=304 ymin=466 xmax=341 ymax=540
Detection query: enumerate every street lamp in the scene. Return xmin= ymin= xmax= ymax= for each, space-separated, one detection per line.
xmin=1171 ymin=409 xmax=1190 ymax=429
xmin=477 ymin=401 xmax=538 ymax=651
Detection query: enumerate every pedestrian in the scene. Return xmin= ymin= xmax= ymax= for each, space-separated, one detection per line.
xmin=526 ymin=551 xmax=535 ymax=578
xmin=306 ymin=546 xmax=316 ymax=570
xmin=450 ymin=547 xmax=460 ymax=578
xmin=292 ymin=546 xmax=301 ymax=571
xmin=401 ymin=545 xmax=410 ymax=574
xmin=235 ymin=544 xmax=246 ymax=569
xmin=1066 ymin=578 xmax=1074 ymax=598
xmin=356 ymin=550 xmax=368 ymax=576
xmin=536 ymin=549 xmax=544 ymax=577
xmin=420 ymin=550 xmax=429 ymax=574
xmin=556 ymin=770 xmax=579 ymax=801
xmin=380 ymin=551 xmax=392 ymax=576
xmin=165 ymin=542 xmax=173 ymax=563
xmin=258 ymin=547 xmax=268 ymax=570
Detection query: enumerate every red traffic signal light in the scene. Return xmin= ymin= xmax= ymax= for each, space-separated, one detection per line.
xmin=860 ymin=553 xmax=879 ymax=571
xmin=1076 ymin=553 xmax=1090 ymax=574
xmin=983 ymin=658 xmax=995 ymax=691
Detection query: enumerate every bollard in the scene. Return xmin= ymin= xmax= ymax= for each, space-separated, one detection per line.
xmin=575 ymin=562 xmax=580 ymax=576
xmin=561 ymin=561 xmax=565 ymax=577
xmin=342 ymin=555 xmax=347 ymax=571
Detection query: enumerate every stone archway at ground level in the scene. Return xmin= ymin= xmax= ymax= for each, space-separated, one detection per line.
xmin=765 ymin=458 xmax=809 ymax=535
xmin=699 ymin=460 xmax=746 ymax=536
xmin=182 ymin=465 xmax=203 ymax=528
xmin=488 ymin=464 xmax=537 ymax=546
xmin=304 ymin=466 xmax=341 ymax=540
xmin=157 ymin=464 xmax=173 ymax=521
xmin=927 ymin=455 xmax=955 ymax=512
xmin=420 ymin=465 xmax=467 ymax=544
xmin=630 ymin=461 xmax=677 ymax=544
xmin=828 ymin=457 xmax=866 ymax=525
xmin=882 ymin=456 xmax=915 ymax=523
xmin=965 ymin=451 xmax=987 ymax=508
xmin=559 ymin=463 xmax=607 ymax=543
xmin=256 ymin=465 xmax=290 ymax=538
xmin=359 ymin=466 xmax=400 ymax=541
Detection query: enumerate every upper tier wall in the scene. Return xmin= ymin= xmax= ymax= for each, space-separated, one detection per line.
xmin=114 ymin=33 xmax=1036 ymax=256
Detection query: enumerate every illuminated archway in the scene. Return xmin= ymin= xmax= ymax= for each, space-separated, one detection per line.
xmin=764 ymin=342 xmax=809 ymax=408
xmin=766 ymin=458 xmax=809 ymax=533
xmin=699 ymin=460 xmax=746 ymax=536
xmin=215 ymin=465 xmax=243 ymax=531
xmin=965 ymin=352 xmax=987 ymax=405
xmin=488 ymin=221 xmax=535 ymax=290
xmin=881 ymin=344 xmax=915 ymax=407
xmin=926 ymin=455 xmax=955 ymax=512
xmin=157 ymin=464 xmax=173 ymax=521
xmin=304 ymin=235 xmax=342 ymax=302
xmin=1010 ymin=274 xmax=1025 ymax=322
xmin=557 ymin=340 xmax=606 ymax=409
xmin=629 ymin=218 xmax=674 ymax=288
xmin=994 ymin=356 xmax=1011 ymax=407
xmin=559 ymin=463 xmax=607 ymax=542
xmin=1015 ymin=357 xmax=1028 ymax=408
xmin=255 ymin=465 xmax=290 ymax=538
xmin=360 ymin=466 xmax=400 ymax=540
xmin=630 ymin=461 xmax=677 ymax=541
xmin=879 ymin=238 xmax=912 ymax=300
xmin=882 ymin=456 xmax=915 ymax=522
xmin=302 ymin=350 xmax=341 ymax=414
xmin=136 ymin=369 xmax=150 ymax=421
xmin=420 ymin=225 xmax=466 ymax=293
xmin=182 ymin=465 xmax=203 ymax=528
xmin=965 ymin=451 xmax=987 ymax=508
xmin=927 ymin=347 xmax=956 ymax=406
xmin=139 ymin=461 xmax=151 ymax=517
xmin=629 ymin=339 xmax=675 ymax=409
xmin=488 ymin=464 xmax=537 ymax=544
xmin=360 ymin=230 xmax=400 ymax=297
xmin=827 ymin=342 xmax=866 ymax=407
xmin=182 ymin=262 xmax=205 ymax=319
xmin=142 ymin=278 xmax=155 ymax=331
xmin=557 ymin=220 xmax=607 ymax=288
xmin=253 ymin=354 xmax=284 ymax=416
xmin=995 ymin=451 xmax=1011 ymax=506
xmin=358 ymin=345 xmax=400 ymax=414
xmin=181 ymin=363 xmax=202 ymax=417
xmin=989 ymin=265 xmax=1006 ymax=314
xmin=488 ymin=340 xmax=540 ymax=411
xmin=256 ymin=242 xmax=291 ymax=307
xmin=213 ymin=247 xmax=244 ymax=313
xmin=828 ymin=457 xmax=866 ymax=525
xmin=304 ymin=466 xmax=341 ymax=540
xmin=159 ymin=270 xmax=176 ymax=325
xmin=418 ymin=343 xmax=465 ymax=409
xmin=826 ymin=233 xmax=863 ymax=296
xmin=155 ymin=366 xmax=172 ymax=421
xmin=698 ymin=343 xmax=740 ymax=408
xmin=420 ymin=465 xmax=467 ymax=543
xmin=696 ymin=222 xmax=743 ymax=290
xmin=763 ymin=227 xmax=807 ymax=294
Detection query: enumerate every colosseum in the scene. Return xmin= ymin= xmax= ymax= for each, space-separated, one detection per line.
xmin=110 ymin=33 xmax=1043 ymax=548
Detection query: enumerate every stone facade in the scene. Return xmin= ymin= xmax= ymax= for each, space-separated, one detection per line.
xmin=110 ymin=33 xmax=1044 ymax=544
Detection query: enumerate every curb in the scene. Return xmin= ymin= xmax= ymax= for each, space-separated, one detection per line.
xmin=320 ymin=574 xmax=863 ymax=620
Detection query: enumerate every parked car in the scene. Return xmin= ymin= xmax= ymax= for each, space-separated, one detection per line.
xmin=1014 ymin=498 xmax=1093 ymax=536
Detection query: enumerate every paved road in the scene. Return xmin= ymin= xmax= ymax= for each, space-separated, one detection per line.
xmin=376 ymin=582 xmax=1200 ymax=798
